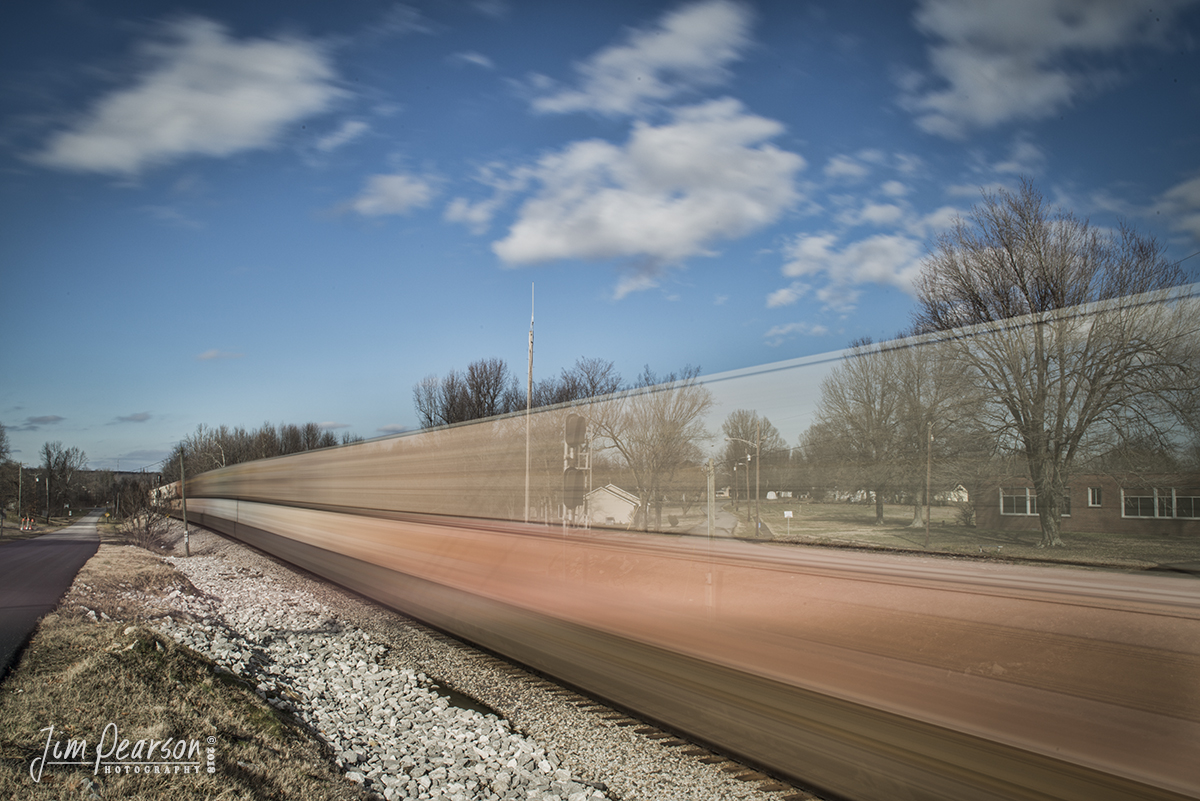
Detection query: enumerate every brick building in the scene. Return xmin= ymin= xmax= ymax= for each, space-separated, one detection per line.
xmin=974 ymin=473 xmax=1200 ymax=536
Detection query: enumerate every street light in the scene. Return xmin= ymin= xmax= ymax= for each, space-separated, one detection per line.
xmin=732 ymin=463 xmax=739 ymax=512
xmin=726 ymin=419 xmax=761 ymax=535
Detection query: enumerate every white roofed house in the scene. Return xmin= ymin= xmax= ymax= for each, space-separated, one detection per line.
xmin=585 ymin=484 xmax=640 ymax=528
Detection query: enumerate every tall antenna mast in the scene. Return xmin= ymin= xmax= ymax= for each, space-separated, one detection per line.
xmin=525 ymin=283 xmax=534 ymax=523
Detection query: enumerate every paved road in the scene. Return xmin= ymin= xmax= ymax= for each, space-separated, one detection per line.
xmin=0 ymin=512 xmax=100 ymax=680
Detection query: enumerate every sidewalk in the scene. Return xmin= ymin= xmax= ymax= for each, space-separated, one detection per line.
xmin=685 ymin=507 xmax=747 ymax=538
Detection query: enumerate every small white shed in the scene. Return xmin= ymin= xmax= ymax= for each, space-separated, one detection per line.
xmin=585 ymin=484 xmax=640 ymax=527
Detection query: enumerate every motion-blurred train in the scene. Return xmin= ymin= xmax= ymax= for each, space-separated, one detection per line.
xmin=172 ymin=386 xmax=1200 ymax=801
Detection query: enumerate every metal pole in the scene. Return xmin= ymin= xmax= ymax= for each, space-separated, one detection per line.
xmin=180 ymin=454 xmax=190 ymax=557
xmin=707 ymin=458 xmax=715 ymax=541
xmin=755 ymin=419 xmax=761 ymax=534
xmin=733 ymin=464 xmax=738 ymax=512
xmin=744 ymin=457 xmax=750 ymax=528
xmin=924 ymin=420 xmax=933 ymax=549
xmin=525 ymin=284 xmax=533 ymax=524
xmin=16 ymin=465 xmax=21 ymax=531
xmin=46 ymin=472 xmax=51 ymax=524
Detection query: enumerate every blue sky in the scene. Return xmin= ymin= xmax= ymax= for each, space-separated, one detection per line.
xmin=2 ymin=0 xmax=1199 ymax=470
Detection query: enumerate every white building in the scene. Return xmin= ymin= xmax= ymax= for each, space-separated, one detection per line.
xmin=584 ymin=484 xmax=640 ymax=528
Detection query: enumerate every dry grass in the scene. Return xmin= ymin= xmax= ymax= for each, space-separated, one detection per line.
xmin=0 ymin=537 xmax=374 ymax=801
xmin=747 ymin=500 xmax=1200 ymax=568
xmin=0 ymin=515 xmax=77 ymax=543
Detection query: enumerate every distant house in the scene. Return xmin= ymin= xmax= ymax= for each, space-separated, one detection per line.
xmin=939 ymin=484 xmax=969 ymax=504
xmin=585 ymin=484 xmax=640 ymax=528
xmin=974 ymin=473 xmax=1200 ymax=535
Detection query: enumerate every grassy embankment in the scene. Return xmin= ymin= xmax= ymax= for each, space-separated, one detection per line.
xmin=0 ymin=521 xmax=373 ymax=801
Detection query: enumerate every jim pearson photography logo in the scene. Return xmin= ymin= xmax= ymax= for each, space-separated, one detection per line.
xmin=29 ymin=724 xmax=216 ymax=782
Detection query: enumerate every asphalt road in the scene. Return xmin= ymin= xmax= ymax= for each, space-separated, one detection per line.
xmin=0 ymin=512 xmax=100 ymax=680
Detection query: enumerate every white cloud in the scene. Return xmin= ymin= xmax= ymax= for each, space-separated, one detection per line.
xmin=781 ymin=232 xmax=925 ymax=311
xmin=901 ymin=0 xmax=1196 ymax=138
xmin=613 ymin=272 xmax=662 ymax=300
xmin=445 ymin=196 xmax=500 ymax=234
xmin=895 ymin=153 xmax=924 ymax=174
xmin=197 ymin=349 xmax=243 ymax=360
xmin=32 ymin=18 xmax=342 ymax=175
xmin=378 ymin=423 xmax=410 ymax=434
xmin=317 ymin=421 xmax=350 ymax=430
xmin=764 ymin=321 xmax=829 ymax=346
xmin=766 ymin=281 xmax=809 ymax=308
xmin=452 ymin=51 xmax=495 ymax=69
xmin=858 ymin=202 xmax=906 ymax=226
xmin=824 ymin=154 xmax=870 ymax=180
xmin=532 ymin=0 xmax=752 ymax=116
xmin=493 ymin=98 xmax=805 ymax=280
xmin=992 ymin=137 xmax=1045 ymax=175
xmin=908 ymin=204 xmax=963 ymax=237
xmin=316 ymin=120 xmax=369 ymax=152
xmin=1155 ymin=174 xmax=1200 ymax=242
xmin=881 ymin=180 xmax=909 ymax=197
xmin=350 ymin=173 xmax=434 ymax=216
xmin=780 ymin=233 xmax=837 ymax=275
xmin=376 ymin=5 xmax=434 ymax=37
xmin=444 ymin=162 xmax=530 ymax=234
xmin=472 ymin=0 xmax=509 ymax=19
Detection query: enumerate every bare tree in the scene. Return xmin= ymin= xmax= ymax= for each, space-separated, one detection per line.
xmin=807 ymin=339 xmax=903 ymax=524
xmin=890 ymin=339 xmax=990 ymax=526
xmin=413 ymin=374 xmax=443 ymax=429
xmin=161 ymin=420 xmax=345 ymax=483
xmin=911 ymin=179 xmax=1198 ymax=546
xmin=592 ymin=365 xmax=713 ymax=530
xmin=417 ymin=356 xmax=622 ymax=429
xmin=465 ymin=357 xmax=517 ymax=419
xmin=39 ymin=441 xmax=88 ymax=516
xmin=115 ymin=473 xmax=173 ymax=550
xmin=721 ymin=410 xmax=787 ymax=502
xmin=534 ymin=357 xmax=624 ymax=407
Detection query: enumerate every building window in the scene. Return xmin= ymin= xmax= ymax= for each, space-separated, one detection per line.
xmin=1000 ymin=487 xmax=1070 ymax=516
xmin=1001 ymin=487 xmax=1035 ymax=515
xmin=1178 ymin=492 xmax=1200 ymax=519
xmin=1088 ymin=487 xmax=1102 ymax=507
xmin=1124 ymin=490 xmax=1156 ymax=518
xmin=1125 ymin=488 xmax=1200 ymax=519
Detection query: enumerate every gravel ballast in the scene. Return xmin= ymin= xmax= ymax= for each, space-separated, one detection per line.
xmin=148 ymin=524 xmax=809 ymax=801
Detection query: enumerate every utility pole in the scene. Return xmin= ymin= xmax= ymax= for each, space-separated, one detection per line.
xmin=755 ymin=418 xmax=761 ymax=535
xmin=180 ymin=454 xmax=190 ymax=557
xmin=732 ymin=463 xmax=738 ymax=512
xmin=525 ymin=284 xmax=533 ymax=524
xmin=924 ymin=420 xmax=933 ymax=549
xmin=706 ymin=458 xmax=715 ymax=541
xmin=744 ymin=457 xmax=750 ymax=527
